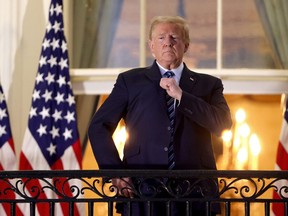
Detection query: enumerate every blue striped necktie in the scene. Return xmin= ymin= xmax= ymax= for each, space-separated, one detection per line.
xmin=163 ymin=71 xmax=175 ymax=169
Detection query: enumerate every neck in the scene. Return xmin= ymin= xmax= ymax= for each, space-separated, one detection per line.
xmin=158 ymin=61 xmax=182 ymax=70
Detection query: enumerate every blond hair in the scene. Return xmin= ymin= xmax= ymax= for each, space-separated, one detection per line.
xmin=149 ymin=16 xmax=190 ymax=44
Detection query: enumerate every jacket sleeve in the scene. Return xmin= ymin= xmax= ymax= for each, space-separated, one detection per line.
xmin=88 ymin=73 xmax=128 ymax=169
xmin=177 ymin=78 xmax=232 ymax=136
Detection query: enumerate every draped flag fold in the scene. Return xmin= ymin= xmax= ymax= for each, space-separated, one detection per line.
xmin=19 ymin=0 xmax=83 ymax=215
xmin=272 ymin=96 xmax=288 ymax=216
xmin=0 ymin=85 xmax=23 ymax=216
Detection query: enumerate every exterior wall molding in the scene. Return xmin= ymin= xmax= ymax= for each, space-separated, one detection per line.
xmin=71 ymin=68 xmax=288 ymax=95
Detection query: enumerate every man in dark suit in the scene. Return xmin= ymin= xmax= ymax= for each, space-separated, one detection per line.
xmin=88 ymin=15 xmax=232 ymax=215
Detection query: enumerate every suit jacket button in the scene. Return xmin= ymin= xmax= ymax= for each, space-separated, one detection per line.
xmin=164 ymin=147 xmax=168 ymax=152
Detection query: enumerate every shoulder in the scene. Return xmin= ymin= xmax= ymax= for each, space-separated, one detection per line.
xmin=119 ymin=61 xmax=160 ymax=78
xmin=183 ymin=63 xmax=221 ymax=82
xmin=181 ymin=67 xmax=224 ymax=91
xmin=188 ymin=69 xmax=222 ymax=85
xmin=191 ymin=70 xmax=220 ymax=80
xmin=118 ymin=63 xmax=161 ymax=83
xmin=116 ymin=67 xmax=149 ymax=85
xmin=120 ymin=67 xmax=148 ymax=77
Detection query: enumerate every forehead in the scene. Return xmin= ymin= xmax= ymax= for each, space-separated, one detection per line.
xmin=152 ymin=22 xmax=183 ymax=36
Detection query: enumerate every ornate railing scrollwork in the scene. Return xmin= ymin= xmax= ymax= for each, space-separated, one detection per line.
xmin=0 ymin=170 xmax=287 ymax=208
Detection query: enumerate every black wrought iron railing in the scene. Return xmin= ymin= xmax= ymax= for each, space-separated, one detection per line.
xmin=0 ymin=170 xmax=287 ymax=216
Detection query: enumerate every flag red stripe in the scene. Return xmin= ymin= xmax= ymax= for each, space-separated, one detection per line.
xmin=8 ymin=138 xmax=15 ymax=153
xmin=18 ymin=1 xmax=83 ymax=215
xmin=276 ymin=141 xmax=288 ymax=170
xmin=273 ymin=99 xmax=288 ymax=216
xmin=0 ymin=172 xmax=20 ymax=216
xmin=1 ymin=202 xmax=24 ymax=216
xmin=51 ymin=158 xmax=80 ymax=216
xmin=272 ymin=190 xmax=284 ymax=216
xmin=0 ymin=84 xmax=21 ymax=215
xmin=19 ymin=152 xmax=50 ymax=215
xmin=51 ymin=159 xmax=69 ymax=216
xmin=19 ymin=151 xmax=33 ymax=170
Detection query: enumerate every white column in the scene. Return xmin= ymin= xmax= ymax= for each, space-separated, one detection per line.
xmin=139 ymin=0 xmax=146 ymax=67
xmin=217 ymin=0 xmax=223 ymax=70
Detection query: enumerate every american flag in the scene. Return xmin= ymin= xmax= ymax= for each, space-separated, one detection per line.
xmin=0 ymin=85 xmax=23 ymax=215
xmin=19 ymin=0 xmax=83 ymax=215
xmin=272 ymin=96 xmax=288 ymax=216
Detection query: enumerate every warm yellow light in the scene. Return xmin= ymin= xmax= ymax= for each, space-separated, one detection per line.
xmin=237 ymin=147 xmax=248 ymax=164
xmin=113 ymin=126 xmax=128 ymax=160
xmin=239 ymin=123 xmax=250 ymax=138
xmin=115 ymin=126 xmax=127 ymax=144
xmin=222 ymin=130 xmax=232 ymax=143
xmin=235 ymin=108 xmax=246 ymax=123
xmin=233 ymin=137 xmax=241 ymax=149
xmin=249 ymin=134 xmax=261 ymax=156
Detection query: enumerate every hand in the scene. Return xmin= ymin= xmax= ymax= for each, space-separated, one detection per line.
xmin=112 ymin=177 xmax=134 ymax=198
xmin=160 ymin=77 xmax=182 ymax=100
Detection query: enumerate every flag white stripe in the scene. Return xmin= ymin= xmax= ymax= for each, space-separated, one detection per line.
xmin=0 ymin=204 xmax=7 ymax=216
xmin=22 ymin=129 xmax=50 ymax=169
xmin=0 ymin=141 xmax=17 ymax=170
xmin=61 ymin=146 xmax=84 ymax=213
xmin=21 ymin=129 xmax=54 ymax=192
xmin=18 ymin=203 xmax=40 ymax=216
xmin=62 ymin=145 xmax=81 ymax=170
xmin=19 ymin=1 xmax=83 ymax=215
xmin=272 ymin=98 xmax=288 ymax=216
xmin=279 ymin=120 xmax=288 ymax=153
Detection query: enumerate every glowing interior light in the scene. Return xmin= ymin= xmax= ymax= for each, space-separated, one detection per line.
xmin=113 ymin=126 xmax=127 ymax=160
xmin=115 ymin=126 xmax=127 ymax=144
xmin=222 ymin=130 xmax=232 ymax=142
xmin=222 ymin=130 xmax=233 ymax=148
xmin=235 ymin=108 xmax=246 ymax=123
xmin=239 ymin=123 xmax=250 ymax=138
xmin=249 ymin=134 xmax=261 ymax=156
xmin=237 ymin=147 xmax=248 ymax=164
xmin=234 ymin=137 xmax=241 ymax=149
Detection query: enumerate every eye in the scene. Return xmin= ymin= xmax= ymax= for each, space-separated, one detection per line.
xmin=171 ymin=35 xmax=178 ymax=40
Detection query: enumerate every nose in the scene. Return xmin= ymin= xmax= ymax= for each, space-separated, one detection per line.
xmin=164 ymin=36 xmax=174 ymax=47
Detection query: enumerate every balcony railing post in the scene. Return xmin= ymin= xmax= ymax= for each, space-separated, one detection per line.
xmin=0 ymin=170 xmax=287 ymax=215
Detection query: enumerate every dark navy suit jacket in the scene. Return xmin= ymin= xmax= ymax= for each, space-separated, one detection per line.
xmin=88 ymin=61 xmax=232 ymax=170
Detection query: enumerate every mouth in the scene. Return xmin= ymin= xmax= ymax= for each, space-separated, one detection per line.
xmin=163 ymin=50 xmax=174 ymax=54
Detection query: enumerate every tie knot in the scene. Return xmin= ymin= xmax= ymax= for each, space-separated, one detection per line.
xmin=163 ymin=71 xmax=175 ymax=78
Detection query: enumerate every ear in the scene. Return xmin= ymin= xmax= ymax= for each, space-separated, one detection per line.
xmin=148 ymin=40 xmax=153 ymax=51
xmin=148 ymin=40 xmax=155 ymax=54
xmin=184 ymin=43 xmax=190 ymax=53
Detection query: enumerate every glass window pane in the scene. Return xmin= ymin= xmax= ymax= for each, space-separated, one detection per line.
xmin=72 ymin=0 xmax=140 ymax=68
xmin=222 ymin=0 xmax=275 ymax=68
xmin=146 ymin=0 xmax=217 ymax=68
xmin=107 ymin=0 xmax=140 ymax=67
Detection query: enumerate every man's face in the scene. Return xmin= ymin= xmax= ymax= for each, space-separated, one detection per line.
xmin=149 ymin=22 xmax=189 ymax=68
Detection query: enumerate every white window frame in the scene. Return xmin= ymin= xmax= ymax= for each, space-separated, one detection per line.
xmin=69 ymin=0 xmax=288 ymax=95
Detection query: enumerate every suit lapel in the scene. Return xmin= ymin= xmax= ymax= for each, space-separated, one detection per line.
xmin=174 ymin=66 xmax=197 ymax=130
xmin=145 ymin=61 xmax=168 ymax=113
xmin=179 ymin=65 xmax=197 ymax=93
xmin=145 ymin=61 xmax=162 ymax=81
xmin=144 ymin=62 xmax=197 ymax=125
